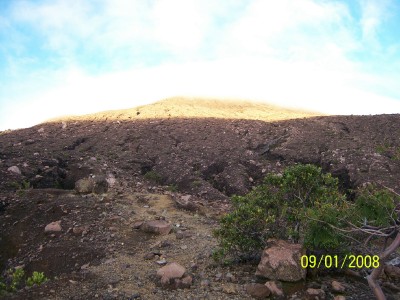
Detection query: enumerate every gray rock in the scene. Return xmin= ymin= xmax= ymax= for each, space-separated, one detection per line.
xmin=7 ymin=166 xmax=21 ymax=175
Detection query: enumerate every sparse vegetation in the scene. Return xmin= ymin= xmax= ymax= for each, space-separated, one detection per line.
xmin=26 ymin=271 xmax=48 ymax=287
xmin=213 ymin=164 xmax=346 ymax=260
xmin=0 ymin=268 xmax=48 ymax=296
xmin=21 ymin=180 xmax=30 ymax=190
xmin=144 ymin=170 xmax=163 ymax=183
xmin=191 ymin=180 xmax=203 ymax=187
xmin=213 ymin=163 xmax=400 ymax=299
xmin=376 ymin=141 xmax=400 ymax=160
xmin=166 ymin=184 xmax=178 ymax=192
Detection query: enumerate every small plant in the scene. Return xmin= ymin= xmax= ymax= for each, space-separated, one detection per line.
xmin=376 ymin=141 xmax=400 ymax=160
xmin=21 ymin=180 xmax=30 ymax=189
xmin=26 ymin=271 xmax=48 ymax=287
xmin=144 ymin=170 xmax=163 ymax=184
xmin=376 ymin=143 xmax=390 ymax=155
xmin=0 ymin=268 xmax=25 ymax=293
xmin=8 ymin=181 xmax=21 ymax=190
xmin=191 ymin=180 xmax=203 ymax=187
xmin=166 ymin=184 xmax=178 ymax=192
xmin=0 ymin=268 xmax=48 ymax=296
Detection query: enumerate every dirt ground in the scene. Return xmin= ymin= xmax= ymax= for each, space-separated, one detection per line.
xmin=1 ymin=98 xmax=400 ymax=299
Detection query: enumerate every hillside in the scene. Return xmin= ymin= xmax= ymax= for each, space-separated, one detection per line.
xmin=0 ymin=98 xmax=399 ymax=299
xmin=48 ymin=97 xmax=323 ymax=123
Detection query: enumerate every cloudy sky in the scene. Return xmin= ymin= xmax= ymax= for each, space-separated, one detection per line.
xmin=1 ymin=0 xmax=400 ymax=130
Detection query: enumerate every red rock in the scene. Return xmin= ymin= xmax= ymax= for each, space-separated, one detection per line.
xmin=157 ymin=262 xmax=186 ymax=283
xmin=141 ymin=220 xmax=172 ymax=235
xmin=331 ymin=280 xmax=345 ymax=292
xmin=175 ymin=275 xmax=192 ymax=289
xmin=256 ymin=239 xmax=306 ymax=282
xmin=175 ymin=195 xmax=199 ymax=211
xmin=306 ymin=288 xmax=326 ymax=299
xmin=45 ymin=220 xmax=62 ymax=233
xmin=132 ymin=221 xmax=144 ymax=229
xmin=245 ymin=283 xmax=271 ymax=298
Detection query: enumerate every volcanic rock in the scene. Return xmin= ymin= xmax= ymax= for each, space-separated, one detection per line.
xmin=256 ymin=239 xmax=306 ymax=282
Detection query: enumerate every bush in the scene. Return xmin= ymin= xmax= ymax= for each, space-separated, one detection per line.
xmin=214 ymin=163 xmax=399 ymax=264
xmin=144 ymin=170 xmax=163 ymax=184
xmin=213 ymin=164 xmax=399 ymax=298
xmin=213 ymin=164 xmax=347 ymax=261
xmin=0 ymin=268 xmax=25 ymax=294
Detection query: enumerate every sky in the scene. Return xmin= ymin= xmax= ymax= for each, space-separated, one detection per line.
xmin=1 ymin=0 xmax=400 ymax=130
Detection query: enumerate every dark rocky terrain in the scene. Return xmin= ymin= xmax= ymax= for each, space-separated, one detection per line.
xmin=1 ymin=98 xmax=399 ymax=299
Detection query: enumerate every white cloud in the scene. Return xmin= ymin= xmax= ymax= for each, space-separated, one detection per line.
xmin=358 ymin=0 xmax=392 ymax=47
xmin=2 ymin=56 xmax=400 ymax=130
xmin=150 ymin=0 xmax=209 ymax=53
xmin=1 ymin=0 xmax=400 ymax=130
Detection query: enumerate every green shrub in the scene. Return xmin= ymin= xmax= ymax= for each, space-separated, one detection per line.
xmin=353 ymin=185 xmax=396 ymax=227
xmin=26 ymin=271 xmax=48 ymax=287
xmin=0 ymin=268 xmax=48 ymax=295
xmin=0 ymin=268 xmax=25 ymax=293
xmin=213 ymin=164 xmax=399 ymax=263
xmin=144 ymin=170 xmax=163 ymax=184
xmin=213 ymin=164 xmax=349 ymax=261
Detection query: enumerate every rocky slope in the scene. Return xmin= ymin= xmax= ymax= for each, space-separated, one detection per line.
xmin=1 ymin=97 xmax=399 ymax=299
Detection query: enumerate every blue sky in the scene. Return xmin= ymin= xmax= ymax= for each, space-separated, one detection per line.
xmin=1 ymin=0 xmax=400 ymax=130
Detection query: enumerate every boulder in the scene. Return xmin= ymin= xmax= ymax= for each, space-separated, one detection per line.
xmin=175 ymin=195 xmax=199 ymax=211
xmin=7 ymin=166 xmax=21 ymax=175
xmin=157 ymin=262 xmax=191 ymax=289
xmin=45 ymin=221 xmax=62 ymax=233
xmin=141 ymin=220 xmax=172 ymax=235
xmin=256 ymin=239 xmax=306 ymax=282
xmin=245 ymin=283 xmax=271 ymax=298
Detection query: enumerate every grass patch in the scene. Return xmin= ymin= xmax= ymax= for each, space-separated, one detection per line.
xmin=144 ymin=170 xmax=163 ymax=184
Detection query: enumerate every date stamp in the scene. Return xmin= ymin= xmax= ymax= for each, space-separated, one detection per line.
xmin=300 ymin=254 xmax=380 ymax=269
